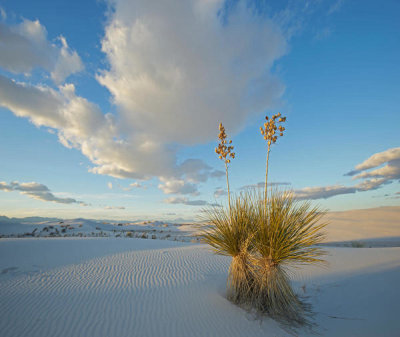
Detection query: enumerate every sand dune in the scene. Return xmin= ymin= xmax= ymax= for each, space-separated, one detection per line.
xmin=324 ymin=206 xmax=400 ymax=243
xmin=1 ymin=238 xmax=399 ymax=336
xmin=1 ymin=206 xmax=399 ymax=247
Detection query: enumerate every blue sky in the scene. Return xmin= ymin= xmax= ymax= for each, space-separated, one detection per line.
xmin=0 ymin=0 xmax=399 ymax=221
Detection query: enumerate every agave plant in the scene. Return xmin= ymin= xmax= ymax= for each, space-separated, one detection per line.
xmin=201 ymin=192 xmax=256 ymax=304
xmin=252 ymin=189 xmax=327 ymax=322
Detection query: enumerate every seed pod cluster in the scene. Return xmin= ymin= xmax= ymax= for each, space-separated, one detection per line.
xmin=260 ymin=113 xmax=286 ymax=146
xmin=215 ymin=123 xmax=235 ymax=164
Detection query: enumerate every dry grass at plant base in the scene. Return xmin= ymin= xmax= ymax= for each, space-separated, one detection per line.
xmin=201 ymin=189 xmax=327 ymax=326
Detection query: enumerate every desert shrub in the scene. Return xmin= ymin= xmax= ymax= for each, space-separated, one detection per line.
xmin=201 ymin=116 xmax=327 ymax=326
xmin=126 ymin=231 xmax=133 ymax=238
xmin=201 ymin=192 xmax=257 ymax=305
xmin=201 ymin=190 xmax=327 ymax=319
xmin=350 ymin=241 xmax=365 ymax=248
xmin=251 ymin=189 xmax=327 ymax=324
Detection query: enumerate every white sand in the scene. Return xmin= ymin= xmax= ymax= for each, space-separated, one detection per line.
xmin=325 ymin=206 xmax=400 ymax=242
xmin=1 ymin=238 xmax=400 ymax=336
xmin=1 ymin=206 xmax=399 ymax=246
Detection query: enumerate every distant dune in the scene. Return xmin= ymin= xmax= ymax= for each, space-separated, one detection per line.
xmin=324 ymin=206 xmax=400 ymax=243
xmin=1 ymin=206 xmax=399 ymax=247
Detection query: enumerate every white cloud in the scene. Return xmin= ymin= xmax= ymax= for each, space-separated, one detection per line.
xmin=0 ymin=75 xmax=185 ymax=184
xmin=158 ymin=177 xmax=199 ymax=195
xmin=0 ymin=18 xmax=83 ymax=83
xmin=0 ymin=2 xmax=288 ymax=194
xmin=349 ymin=147 xmax=400 ymax=173
xmin=97 ymin=0 xmax=287 ymax=146
xmin=164 ymin=196 xmax=218 ymax=207
xmin=346 ymin=147 xmax=400 ymax=181
xmin=107 ymin=182 xmax=113 ymax=189
xmin=294 ymin=185 xmax=357 ymax=200
xmin=175 ymin=159 xmax=223 ymax=183
xmin=158 ymin=159 xmax=223 ymax=195
xmin=0 ymin=181 xmax=12 ymax=192
xmin=214 ymin=188 xmax=227 ymax=198
xmin=294 ymin=147 xmax=400 ymax=200
xmin=51 ymin=36 xmax=84 ymax=85
xmin=129 ymin=182 xmax=142 ymax=189
xmin=0 ymin=181 xmax=86 ymax=205
xmin=293 ymin=179 xmax=388 ymax=200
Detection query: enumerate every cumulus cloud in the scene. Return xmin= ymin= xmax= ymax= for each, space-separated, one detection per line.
xmin=175 ymin=159 xmax=224 ymax=183
xmin=0 ymin=76 xmax=154 ymax=176
xmin=0 ymin=181 xmax=86 ymax=205
xmin=214 ymin=188 xmax=227 ymax=198
xmin=0 ymin=1 xmax=288 ymax=195
xmin=51 ymin=36 xmax=84 ymax=84
xmin=294 ymin=147 xmax=400 ymax=200
xmin=0 ymin=75 xmax=221 ymax=192
xmin=158 ymin=177 xmax=199 ymax=195
xmin=0 ymin=18 xmax=83 ymax=83
xmin=98 ymin=0 xmax=286 ymax=146
xmin=164 ymin=196 xmax=219 ymax=207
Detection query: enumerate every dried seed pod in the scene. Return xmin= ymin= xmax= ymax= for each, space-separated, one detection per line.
xmin=216 ymin=123 xmax=235 ymax=166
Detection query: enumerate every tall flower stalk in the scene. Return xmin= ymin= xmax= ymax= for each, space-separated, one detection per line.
xmin=215 ymin=123 xmax=235 ymax=214
xmin=260 ymin=113 xmax=286 ymax=208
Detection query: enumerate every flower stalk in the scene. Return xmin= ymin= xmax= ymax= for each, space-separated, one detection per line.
xmin=215 ymin=123 xmax=235 ymax=214
xmin=260 ymin=113 xmax=286 ymax=209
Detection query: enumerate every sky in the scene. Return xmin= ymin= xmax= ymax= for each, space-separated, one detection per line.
xmin=0 ymin=0 xmax=399 ymax=221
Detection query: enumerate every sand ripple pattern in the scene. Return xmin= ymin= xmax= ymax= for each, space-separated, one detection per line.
xmin=0 ymin=243 xmax=283 ymax=337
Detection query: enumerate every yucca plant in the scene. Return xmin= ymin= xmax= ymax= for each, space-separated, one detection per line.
xmin=201 ymin=192 xmax=257 ymax=304
xmin=202 ymin=118 xmax=327 ymax=328
xmin=252 ymin=189 xmax=327 ymax=323
xmin=202 ymin=124 xmax=256 ymax=304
